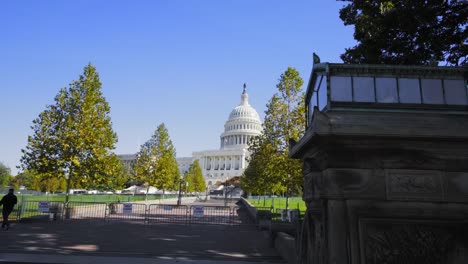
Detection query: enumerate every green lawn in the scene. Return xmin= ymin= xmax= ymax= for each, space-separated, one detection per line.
xmin=18 ymin=193 xmax=179 ymax=203
xmin=247 ymin=196 xmax=306 ymax=211
xmin=10 ymin=194 xmax=181 ymax=220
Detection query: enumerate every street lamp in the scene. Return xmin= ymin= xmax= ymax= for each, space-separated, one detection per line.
xmin=223 ymin=178 xmax=229 ymax=206
xmin=177 ymin=179 xmax=183 ymax=206
xmin=63 ymin=166 xmax=71 ymax=204
xmin=177 ymin=171 xmax=186 ymax=206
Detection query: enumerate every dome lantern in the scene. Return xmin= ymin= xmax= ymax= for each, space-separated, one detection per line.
xmin=241 ymin=83 xmax=249 ymax=105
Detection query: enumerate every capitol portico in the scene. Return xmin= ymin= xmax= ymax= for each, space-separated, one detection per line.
xmin=192 ymin=84 xmax=262 ymax=187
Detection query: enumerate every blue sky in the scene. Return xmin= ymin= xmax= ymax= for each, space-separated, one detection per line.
xmin=0 ymin=1 xmax=355 ymax=174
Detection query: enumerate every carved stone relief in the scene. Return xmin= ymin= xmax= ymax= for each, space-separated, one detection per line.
xmin=362 ymin=221 xmax=466 ymax=264
xmin=385 ymin=170 xmax=444 ymax=201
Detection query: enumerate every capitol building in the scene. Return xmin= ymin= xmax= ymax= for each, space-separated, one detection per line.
xmin=119 ymin=85 xmax=263 ymax=188
xmin=190 ymin=85 xmax=262 ymax=187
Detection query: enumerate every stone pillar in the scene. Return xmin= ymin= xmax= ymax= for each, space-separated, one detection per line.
xmin=327 ymin=200 xmax=350 ymax=264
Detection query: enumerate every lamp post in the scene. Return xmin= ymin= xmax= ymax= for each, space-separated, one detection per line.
xmin=64 ymin=166 xmax=71 ymax=204
xmin=177 ymin=171 xmax=186 ymax=206
xmin=177 ymin=178 xmax=183 ymax=206
xmin=223 ymin=178 xmax=228 ymax=206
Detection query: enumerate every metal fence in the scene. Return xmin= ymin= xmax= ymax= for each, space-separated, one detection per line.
xmin=106 ymin=203 xmax=147 ymax=222
xmin=189 ymin=205 xmax=233 ymax=225
xmin=65 ymin=202 xmax=107 ymax=221
xmin=272 ymin=208 xmax=302 ymax=223
xmin=147 ymin=204 xmax=189 ymax=225
xmin=15 ymin=201 xmax=65 ymax=221
xmin=5 ymin=201 xmax=256 ymax=226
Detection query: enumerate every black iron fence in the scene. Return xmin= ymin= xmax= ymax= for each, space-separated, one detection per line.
xmin=14 ymin=201 xmax=65 ymax=221
xmin=147 ymin=204 xmax=189 ymax=225
xmin=5 ymin=201 xmax=254 ymax=226
xmin=65 ymin=202 xmax=107 ymax=221
xmin=189 ymin=205 xmax=233 ymax=225
xmin=107 ymin=203 xmax=147 ymax=222
xmin=272 ymin=208 xmax=302 ymax=224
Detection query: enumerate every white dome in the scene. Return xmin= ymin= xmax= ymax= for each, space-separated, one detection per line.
xmin=228 ymin=103 xmax=261 ymax=121
xmin=220 ymin=84 xmax=262 ymax=149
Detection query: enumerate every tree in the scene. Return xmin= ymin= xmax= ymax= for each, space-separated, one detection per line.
xmin=339 ymin=0 xmax=467 ymax=66
xmin=184 ymin=160 xmax=205 ymax=193
xmin=13 ymin=170 xmax=66 ymax=192
xmin=0 ymin=162 xmax=11 ymax=188
xmin=120 ymin=160 xmax=135 ymax=188
xmin=14 ymin=170 xmax=41 ymax=191
xmin=242 ymin=67 xmax=305 ymax=208
xmin=20 ymin=64 xmax=121 ymax=198
xmin=102 ymin=156 xmax=129 ymax=191
xmin=242 ymin=136 xmax=283 ymax=196
xmin=134 ymin=123 xmax=180 ymax=194
xmin=13 ymin=171 xmax=35 ymax=190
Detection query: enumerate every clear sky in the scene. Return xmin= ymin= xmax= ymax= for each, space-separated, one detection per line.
xmin=0 ymin=1 xmax=355 ymax=175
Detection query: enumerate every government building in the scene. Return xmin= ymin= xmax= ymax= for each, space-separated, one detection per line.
xmin=118 ymin=85 xmax=262 ymax=188
xmin=191 ymin=85 xmax=262 ymax=187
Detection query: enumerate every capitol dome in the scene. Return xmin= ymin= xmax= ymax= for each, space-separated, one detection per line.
xmin=220 ymin=84 xmax=262 ymax=149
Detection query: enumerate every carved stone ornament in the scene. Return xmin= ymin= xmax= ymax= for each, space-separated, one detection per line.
xmin=364 ymin=222 xmax=459 ymax=264
xmin=386 ymin=170 xmax=443 ymax=201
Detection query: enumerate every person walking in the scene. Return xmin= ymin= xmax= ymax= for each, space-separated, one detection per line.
xmin=0 ymin=189 xmax=18 ymax=230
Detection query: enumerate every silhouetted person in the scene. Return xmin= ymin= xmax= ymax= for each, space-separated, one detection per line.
xmin=0 ymin=189 xmax=17 ymax=230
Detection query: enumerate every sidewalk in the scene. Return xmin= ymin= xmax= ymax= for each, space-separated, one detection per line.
xmin=0 ymin=221 xmax=284 ymax=263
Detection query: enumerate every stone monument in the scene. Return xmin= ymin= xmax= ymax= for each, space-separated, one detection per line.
xmin=290 ymin=61 xmax=468 ymax=263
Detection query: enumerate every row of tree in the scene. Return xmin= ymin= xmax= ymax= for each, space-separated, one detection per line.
xmin=0 ymin=163 xmax=66 ymax=192
xmin=16 ymin=64 xmax=205 ymax=194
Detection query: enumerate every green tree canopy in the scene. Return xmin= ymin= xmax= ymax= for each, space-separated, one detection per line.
xmin=134 ymin=123 xmax=180 ymax=193
xmin=339 ymin=0 xmax=467 ymax=65
xmin=184 ymin=160 xmax=205 ymax=193
xmin=20 ymin=64 xmax=120 ymax=192
xmin=0 ymin=162 xmax=11 ymax=188
xmin=242 ymin=137 xmax=283 ymax=195
xmin=14 ymin=170 xmax=38 ymax=191
xmin=242 ymin=67 xmax=305 ymax=203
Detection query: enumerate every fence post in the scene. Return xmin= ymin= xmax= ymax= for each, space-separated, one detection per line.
xmin=105 ymin=203 xmax=109 ymax=222
xmin=17 ymin=195 xmax=25 ymax=220
xmin=144 ymin=204 xmax=148 ymax=225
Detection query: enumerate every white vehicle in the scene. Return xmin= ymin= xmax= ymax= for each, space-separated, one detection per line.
xmin=69 ymin=189 xmax=87 ymax=194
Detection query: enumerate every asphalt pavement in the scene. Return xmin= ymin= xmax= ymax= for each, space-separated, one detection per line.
xmin=0 ymin=199 xmax=284 ymax=264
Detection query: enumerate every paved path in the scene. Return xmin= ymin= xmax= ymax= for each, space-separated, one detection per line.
xmin=0 ymin=208 xmax=284 ymax=263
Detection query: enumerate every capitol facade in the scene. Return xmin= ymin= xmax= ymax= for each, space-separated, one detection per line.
xmin=118 ymin=85 xmax=262 ymax=188
xmin=191 ymin=85 xmax=262 ymax=187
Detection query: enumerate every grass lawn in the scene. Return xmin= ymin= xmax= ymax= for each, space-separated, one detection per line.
xmin=247 ymin=196 xmax=306 ymax=211
xmin=17 ymin=193 xmax=179 ymax=203
xmin=10 ymin=194 xmax=181 ymax=220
